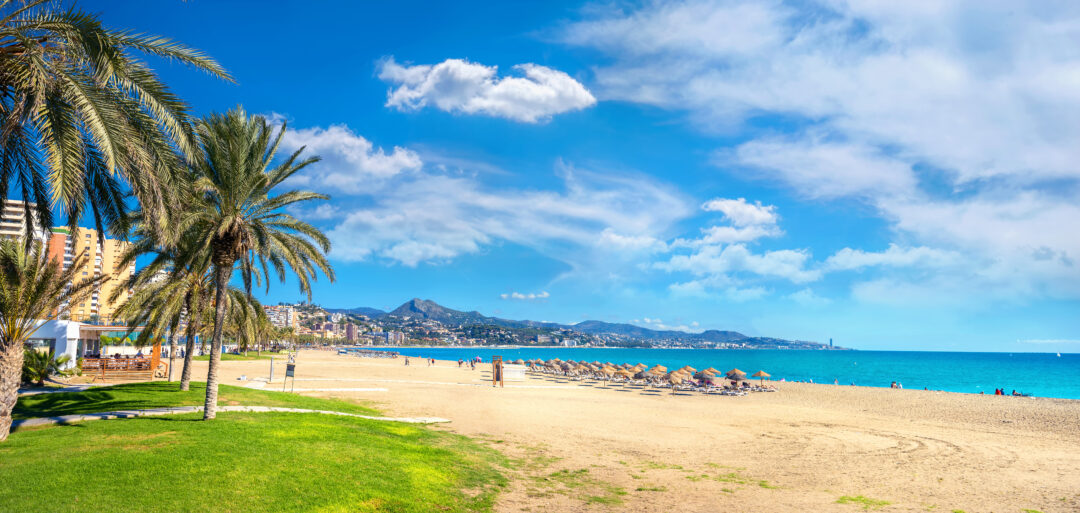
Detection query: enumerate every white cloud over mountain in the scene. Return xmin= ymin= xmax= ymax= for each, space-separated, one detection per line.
xmin=501 ymin=291 xmax=550 ymax=301
xmin=379 ymin=57 xmax=596 ymax=123
xmin=281 ymin=123 xmax=693 ymax=268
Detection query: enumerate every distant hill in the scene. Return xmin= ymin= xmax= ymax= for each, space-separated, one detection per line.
xmin=332 ymin=298 xmax=829 ymax=348
xmin=572 ymin=320 xmax=747 ymax=342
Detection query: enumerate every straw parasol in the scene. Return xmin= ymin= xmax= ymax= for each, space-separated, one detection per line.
xmin=702 ymin=367 xmax=720 ymax=375
xmin=648 ymin=365 xmax=668 ymax=374
xmin=751 ymin=370 xmax=771 ymax=385
xmin=679 ymin=365 xmax=697 ymax=374
xmin=726 ymin=368 xmax=747 ymax=383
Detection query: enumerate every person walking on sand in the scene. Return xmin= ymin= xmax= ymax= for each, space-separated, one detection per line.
xmin=405 ymin=357 xmax=410 ymax=366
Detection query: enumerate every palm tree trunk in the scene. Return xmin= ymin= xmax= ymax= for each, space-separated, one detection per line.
xmin=167 ymin=329 xmax=178 ymax=382
xmin=203 ymin=265 xmax=230 ymax=420
xmin=0 ymin=341 xmax=26 ymax=442
xmin=179 ymin=294 xmax=200 ymax=392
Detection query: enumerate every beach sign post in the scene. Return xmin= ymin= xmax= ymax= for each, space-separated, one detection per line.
xmin=283 ymin=363 xmax=296 ymax=392
xmin=492 ymin=356 xmax=504 ymax=388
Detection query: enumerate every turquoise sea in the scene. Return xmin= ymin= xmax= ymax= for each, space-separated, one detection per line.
xmin=365 ymin=347 xmax=1080 ymax=400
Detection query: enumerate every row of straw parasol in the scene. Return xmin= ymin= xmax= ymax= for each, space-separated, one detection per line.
xmin=521 ymin=358 xmax=771 ymax=391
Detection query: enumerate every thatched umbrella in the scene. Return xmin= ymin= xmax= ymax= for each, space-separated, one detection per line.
xmin=596 ymin=365 xmax=616 ymax=384
xmin=726 ymin=368 xmax=746 ymax=378
xmin=663 ymin=372 xmax=684 ymax=394
xmin=751 ymin=370 xmax=771 ymax=385
xmin=727 ymin=369 xmax=747 ymax=386
xmin=679 ymin=365 xmax=697 ymax=374
xmin=648 ymin=365 xmax=668 ymax=375
xmin=513 ymin=359 xmax=525 ymax=365
xmin=633 ymin=363 xmax=648 ymax=371
xmin=702 ymin=367 xmax=720 ymax=375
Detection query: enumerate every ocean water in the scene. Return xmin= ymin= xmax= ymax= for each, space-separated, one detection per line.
xmin=363 ymin=347 xmax=1080 ymax=400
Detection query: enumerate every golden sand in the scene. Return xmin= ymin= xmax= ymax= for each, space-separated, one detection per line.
xmin=181 ymin=350 xmax=1080 ymax=512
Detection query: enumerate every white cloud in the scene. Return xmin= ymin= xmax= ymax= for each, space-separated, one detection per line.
xmin=668 ymin=279 xmax=769 ymax=302
xmin=700 ymin=197 xmax=778 ymax=226
xmin=598 ymin=228 xmax=668 ymax=252
xmin=726 ymin=136 xmax=918 ymax=200
xmin=561 ymin=1 xmax=1080 ymax=302
xmin=673 ymin=197 xmax=782 ymax=247
xmin=501 ymin=291 xmax=550 ymax=301
xmin=325 ymin=160 xmax=692 ymax=267
xmin=658 ymin=243 xmax=821 ymax=284
xmin=788 ymin=287 xmax=831 ymax=307
xmin=279 ymin=123 xmax=422 ymax=193
xmin=379 ymin=57 xmax=596 ymax=123
xmin=632 ymin=316 xmax=702 ymax=333
xmin=825 ymin=244 xmax=962 ymax=271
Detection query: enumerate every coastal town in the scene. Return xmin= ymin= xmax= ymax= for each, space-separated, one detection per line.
xmin=263 ymin=299 xmax=839 ymax=350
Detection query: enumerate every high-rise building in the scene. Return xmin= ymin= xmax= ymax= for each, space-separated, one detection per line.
xmin=46 ymin=227 xmax=135 ymax=323
xmin=345 ymin=323 xmax=358 ymax=342
xmin=0 ymin=200 xmax=46 ymax=244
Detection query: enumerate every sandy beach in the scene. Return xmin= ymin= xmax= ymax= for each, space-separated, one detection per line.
xmin=177 ymin=350 xmax=1080 ymax=512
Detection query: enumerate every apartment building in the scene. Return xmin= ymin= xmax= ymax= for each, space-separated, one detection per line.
xmin=264 ymin=305 xmax=298 ymax=328
xmin=47 ymin=227 xmax=135 ymax=323
xmin=0 ymin=199 xmax=46 ymax=244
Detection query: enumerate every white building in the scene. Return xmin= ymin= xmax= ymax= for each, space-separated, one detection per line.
xmin=0 ymin=199 xmax=46 ymax=244
xmin=25 ymin=320 xmax=83 ymax=370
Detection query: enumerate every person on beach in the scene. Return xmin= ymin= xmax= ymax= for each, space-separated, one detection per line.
xmin=405 ymin=357 xmax=410 ymax=366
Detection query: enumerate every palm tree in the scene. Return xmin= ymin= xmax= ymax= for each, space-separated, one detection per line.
xmin=112 ymin=216 xmax=213 ymax=390
xmin=0 ymin=239 xmax=102 ymax=441
xmin=180 ymin=107 xmax=334 ymax=420
xmin=0 ymin=0 xmax=230 ymax=241
xmin=21 ymin=347 xmax=71 ymax=386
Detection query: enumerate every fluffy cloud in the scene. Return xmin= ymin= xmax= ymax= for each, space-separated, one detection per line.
xmin=562 ymin=0 xmax=1080 ymax=301
xmin=825 ymin=244 xmax=962 ymax=271
xmin=658 ymin=243 xmax=821 ymax=284
xmin=279 ymin=123 xmax=421 ymax=193
xmin=324 ymin=159 xmax=691 ymax=267
xmin=727 ymin=137 xmax=918 ymax=200
xmin=701 ymin=197 xmax=778 ymax=226
xmin=787 ymin=288 xmax=831 ymax=307
xmin=501 ymin=291 xmax=550 ymax=301
xmin=673 ymin=197 xmax=782 ymax=247
xmin=632 ymin=317 xmax=702 ymax=333
xmin=598 ymin=228 xmax=668 ymax=252
xmin=379 ymin=57 xmax=596 ymax=123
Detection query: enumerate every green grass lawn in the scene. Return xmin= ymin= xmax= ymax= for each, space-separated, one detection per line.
xmin=3 ymin=383 xmax=506 ymax=512
xmin=193 ymin=352 xmax=281 ymax=361
xmin=13 ymin=381 xmax=380 ymax=419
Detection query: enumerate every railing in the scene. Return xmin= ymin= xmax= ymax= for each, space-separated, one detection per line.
xmin=82 ymin=357 xmax=155 ymax=382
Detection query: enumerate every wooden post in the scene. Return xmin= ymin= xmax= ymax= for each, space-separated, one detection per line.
xmin=150 ymin=340 xmax=162 ymax=379
xmin=492 ymin=356 xmax=504 ymax=388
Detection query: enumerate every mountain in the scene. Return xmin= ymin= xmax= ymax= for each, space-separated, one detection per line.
xmin=349 ymin=298 xmax=829 ymax=348
xmin=388 ymin=298 xmax=492 ymax=325
xmin=324 ymin=306 xmax=386 ymax=318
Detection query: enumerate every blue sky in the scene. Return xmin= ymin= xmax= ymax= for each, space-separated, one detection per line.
xmin=82 ymin=0 xmax=1079 ymax=351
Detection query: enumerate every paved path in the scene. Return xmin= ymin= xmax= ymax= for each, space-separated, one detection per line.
xmin=18 ymin=384 xmax=106 ymax=396
xmin=12 ymin=405 xmax=450 ymax=429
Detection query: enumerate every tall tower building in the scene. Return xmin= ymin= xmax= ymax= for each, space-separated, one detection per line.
xmin=46 ymin=227 xmax=135 ymax=323
xmin=0 ymin=199 xmax=46 ymax=244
